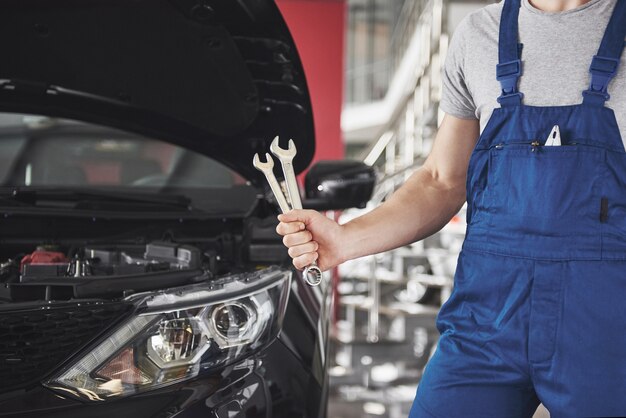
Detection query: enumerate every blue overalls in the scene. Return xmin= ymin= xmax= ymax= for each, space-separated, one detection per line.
xmin=410 ymin=1 xmax=626 ymax=417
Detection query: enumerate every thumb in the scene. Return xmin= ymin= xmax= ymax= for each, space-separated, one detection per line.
xmin=277 ymin=209 xmax=316 ymax=225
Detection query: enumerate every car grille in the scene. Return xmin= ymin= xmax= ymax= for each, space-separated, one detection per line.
xmin=0 ymin=301 xmax=131 ymax=392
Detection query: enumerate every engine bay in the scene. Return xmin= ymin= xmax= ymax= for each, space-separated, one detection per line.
xmin=0 ymin=242 xmax=214 ymax=303
xmin=0 ymin=214 xmax=288 ymax=304
xmin=20 ymin=242 xmax=203 ymax=279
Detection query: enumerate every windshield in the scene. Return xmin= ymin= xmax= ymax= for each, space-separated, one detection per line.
xmin=0 ymin=113 xmax=246 ymax=189
xmin=0 ymin=113 xmax=258 ymax=216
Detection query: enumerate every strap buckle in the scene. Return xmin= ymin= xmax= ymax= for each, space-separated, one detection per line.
xmin=496 ymin=59 xmax=522 ymax=105
xmin=496 ymin=59 xmax=522 ymax=95
xmin=585 ymin=55 xmax=620 ymax=98
xmin=497 ymin=92 xmax=524 ymax=106
xmin=582 ymin=89 xmax=610 ymax=105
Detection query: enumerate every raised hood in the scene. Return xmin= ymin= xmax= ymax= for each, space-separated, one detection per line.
xmin=0 ymin=0 xmax=315 ymax=182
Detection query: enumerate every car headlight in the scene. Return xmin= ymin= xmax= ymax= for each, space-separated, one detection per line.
xmin=45 ymin=267 xmax=291 ymax=401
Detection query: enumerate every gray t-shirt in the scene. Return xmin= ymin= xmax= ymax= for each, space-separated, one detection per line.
xmin=441 ymin=0 xmax=626 ymax=142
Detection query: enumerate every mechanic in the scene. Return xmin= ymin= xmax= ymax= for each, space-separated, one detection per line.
xmin=277 ymin=0 xmax=626 ymax=416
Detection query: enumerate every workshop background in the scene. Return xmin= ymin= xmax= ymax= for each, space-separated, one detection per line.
xmin=277 ymin=1 xmax=550 ymax=417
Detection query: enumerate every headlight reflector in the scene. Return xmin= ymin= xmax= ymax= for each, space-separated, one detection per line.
xmin=208 ymin=301 xmax=259 ymax=347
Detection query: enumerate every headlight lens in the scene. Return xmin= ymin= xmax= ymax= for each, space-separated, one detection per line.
xmin=45 ymin=268 xmax=290 ymax=401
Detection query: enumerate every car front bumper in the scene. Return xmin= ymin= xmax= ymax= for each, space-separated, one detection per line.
xmin=0 ymin=338 xmax=324 ymax=418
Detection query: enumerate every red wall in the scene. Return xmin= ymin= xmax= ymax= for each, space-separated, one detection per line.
xmin=276 ymin=0 xmax=346 ymax=164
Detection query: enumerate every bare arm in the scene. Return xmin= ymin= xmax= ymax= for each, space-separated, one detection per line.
xmin=277 ymin=114 xmax=479 ymax=270
xmin=340 ymin=114 xmax=479 ymax=260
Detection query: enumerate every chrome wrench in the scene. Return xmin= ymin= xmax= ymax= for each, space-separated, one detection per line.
xmin=253 ymin=149 xmax=323 ymax=286
xmin=252 ymin=153 xmax=291 ymax=214
xmin=269 ymin=137 xmax=302 ymax=209
xmin=269 ymin=136 xmax=323 ymax=286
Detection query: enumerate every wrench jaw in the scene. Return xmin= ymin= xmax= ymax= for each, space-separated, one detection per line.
xmin=252 ymin=152 xmax=271 ymax=171
xmin=270 ymin=136 xmax=296 ymax=158
xmin=252 ymin=152 xmax=291 ymax=214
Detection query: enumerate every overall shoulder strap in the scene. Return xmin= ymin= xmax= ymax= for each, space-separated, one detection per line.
xmin=583 ymin=0 xmax=626 ymax=106
xmin=497 ymin=0 xmax=523 ymax=107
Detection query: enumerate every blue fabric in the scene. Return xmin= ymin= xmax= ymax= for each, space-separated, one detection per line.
xmin=410 ymin=1 xmax=626 ymax=417
xmin=595 ymin=0 xmax=626 ymax=63
xmin=583 ymin=0 xmax=626 ymax=105
xmin=497 ymin=0 xmax=523 ymax=106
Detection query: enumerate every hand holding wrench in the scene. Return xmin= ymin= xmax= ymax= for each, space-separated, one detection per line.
xmin=252 ymin=136 xmax=323 ymax=286
xmin=269 ymin=137 xmax=323 ymax=286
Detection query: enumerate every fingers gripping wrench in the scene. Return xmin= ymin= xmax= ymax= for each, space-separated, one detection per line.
xmin=252 ymin=137 xmax=323 ymax=286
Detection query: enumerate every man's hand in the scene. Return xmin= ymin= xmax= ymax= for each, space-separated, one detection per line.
xmin=276 ymin=209 xmax=344 ymax=271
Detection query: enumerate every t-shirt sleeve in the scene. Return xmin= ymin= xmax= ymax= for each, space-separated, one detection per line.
xmin=440 ymin=18 xmax=478 ymax=120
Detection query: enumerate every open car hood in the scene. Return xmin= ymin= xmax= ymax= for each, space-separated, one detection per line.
xmin=0 ymin=0 xmax=315 ymax=183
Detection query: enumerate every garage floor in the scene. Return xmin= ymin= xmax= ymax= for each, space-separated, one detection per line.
xmin=328 ymin=391 xmax=550 ymax=418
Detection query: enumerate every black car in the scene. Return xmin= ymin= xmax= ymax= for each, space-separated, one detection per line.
xmin=0 ymin=1 xmax=374 ymax=417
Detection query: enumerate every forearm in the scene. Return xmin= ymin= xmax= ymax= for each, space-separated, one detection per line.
xmin=336 ymin=114 xmax=478 ymax=262
xmin=339 ymin=166 xmax=466 ymax=261
xmin=276 ymin=114 xmax=478 ymax=271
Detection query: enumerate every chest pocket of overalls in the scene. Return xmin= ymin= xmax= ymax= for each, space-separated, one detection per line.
xmin=485 ymin=143 xmax=604 ymax=222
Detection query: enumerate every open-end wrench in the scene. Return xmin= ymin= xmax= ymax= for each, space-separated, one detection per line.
xmin=269 ymin=137 xmax=302 ymax=209
xmin=269 ymin=136 xmax=323 ymax=286
xmin=253 ymin=153 xmax=291 ymax=214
